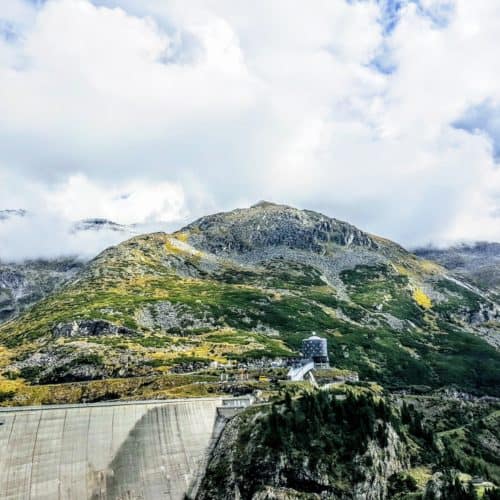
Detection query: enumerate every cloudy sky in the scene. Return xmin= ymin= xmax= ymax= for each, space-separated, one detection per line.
xmin=1 ymin=0 xmax=500 ymax=260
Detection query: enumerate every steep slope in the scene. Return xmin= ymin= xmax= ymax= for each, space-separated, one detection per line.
xmin=0 ymin=258 xmax=84 ymax=323
xmin=196 ymin=387 xmax=500 ymax=499
xmin=0 ymin=202 xmax=499 ymax=401
xmin=415 ymin=242 xmax=500 ymax=296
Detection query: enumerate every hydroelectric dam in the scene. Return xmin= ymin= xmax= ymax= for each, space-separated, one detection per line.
xmin=0 ymin=397 xmax=234 ymax=500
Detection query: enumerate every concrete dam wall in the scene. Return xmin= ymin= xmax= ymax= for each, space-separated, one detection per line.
xmin=0 ymin=398 xmax=223 ymax=500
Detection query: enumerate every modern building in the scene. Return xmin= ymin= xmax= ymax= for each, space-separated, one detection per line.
xmin=301 ymin=334 xmax=329 ymax=368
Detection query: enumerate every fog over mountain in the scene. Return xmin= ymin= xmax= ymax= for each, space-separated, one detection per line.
xmin=2 ymin=0 xmax=500 ymax=259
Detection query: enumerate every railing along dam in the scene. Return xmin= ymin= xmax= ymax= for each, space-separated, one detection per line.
xmin=0 ymin=397 xmax=231 ymax=500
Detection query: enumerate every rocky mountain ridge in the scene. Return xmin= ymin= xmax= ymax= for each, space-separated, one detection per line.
xmin=414 ymin=242 xmax=500 ymax=295
xmin=182 ymin=201 xmax=384 ymax=255
xmin=0 ymin=202 xmax=499 ymax=404
xmin=0 ymin=209 xmax=27 ymax=221
xmin=71 ymin=218 xmax=136 ymax=234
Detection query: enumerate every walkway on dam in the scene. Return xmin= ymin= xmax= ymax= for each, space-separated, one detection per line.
xmin=0 ymin=397 xmax=225 ymax=500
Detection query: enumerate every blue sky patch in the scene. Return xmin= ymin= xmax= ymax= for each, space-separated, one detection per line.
xmin=454 ymin=100 xmax=500 ymax=162
xmin=0 ymin=20 xmax=20 ymax=43
xmin=377 ymin=0 xmax=454 ymax=34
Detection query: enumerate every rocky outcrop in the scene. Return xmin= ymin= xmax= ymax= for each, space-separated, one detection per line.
xmin=197 ymin=398 xmax=410 ymax=500
xmin=136 ymin=301 xmax=215 ymax=332
xmin=11 ymin=340 xmax=151 ymax=383
xmin=53 ymin=319 xmax=138 ymax=338
xmin=182 ymin=202 xmax=385 ymax=256
xmin=352 ymin=425 xmax=409 ymax=499
xmin=195 ymin=413 xmax=243 ymax=500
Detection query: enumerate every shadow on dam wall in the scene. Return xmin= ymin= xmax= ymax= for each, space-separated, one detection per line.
xmin=0 ymin=398 xmax=223 ymax=500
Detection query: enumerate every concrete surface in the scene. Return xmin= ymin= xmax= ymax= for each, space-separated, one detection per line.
xmin=0 ymin=398 xmax=222 ymax=500
xmin=287 ymin=360 xmax=315 ymax=381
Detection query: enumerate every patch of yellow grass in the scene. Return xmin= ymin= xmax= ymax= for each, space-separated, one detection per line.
xmin=394 ymin=264 xmax=411 ymax=277
xmin=164 ymin=238 xmax=185 ymax=256
xmin=0 ymin=377 xmax=25 ymax=395
xmin=165 ymin=235 xmax=204 ymax=260
xmin=395 ymin=258 xmax=443 ymax=279
xmin=417 ymin=259 xmax=443 ymax=275
xmin=408 ymin=466 xmax=433 ymax=488
xmin=318 ymin=304 xmax=337 ymax=319
xmin=0 ymin=346 xmax=13 ymax=369
xmin=413 ymin=288 xmax=432 ymax=309
xmin=175 ymin=231 xmax=190 ymax=243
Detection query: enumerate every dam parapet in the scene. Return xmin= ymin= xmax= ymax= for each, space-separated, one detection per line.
xmin=217 ymin=394 xmax=255 ymax=419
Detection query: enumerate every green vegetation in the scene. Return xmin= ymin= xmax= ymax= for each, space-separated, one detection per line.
xmin=0 ymin=223 xmax=498 ymax=401
xmin=199 ymin=388 xmax=500 ymax=499
xmin=434 ymin=279 xmax=484 ymax=317
xmin=0 ymin=372 xmax=221 ymax=406
xmin=340 ymin=264 xmax=426 ymax=326
xmin=201 ymin=389 xmax=398 ymax=499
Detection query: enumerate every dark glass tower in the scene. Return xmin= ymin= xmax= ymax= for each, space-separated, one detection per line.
xmin=301 ymin=334 xmax=329 ymax=367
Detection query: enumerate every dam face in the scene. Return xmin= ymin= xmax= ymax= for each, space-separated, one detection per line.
xmin=0 ymin=398 xmax=222 ymax=500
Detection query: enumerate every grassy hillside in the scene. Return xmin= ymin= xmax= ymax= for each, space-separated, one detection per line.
xmin=0 ymin=203 xmax=499 ymax=403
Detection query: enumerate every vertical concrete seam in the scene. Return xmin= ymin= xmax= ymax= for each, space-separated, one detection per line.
xmin=28 ymin=411 xmax=43 ymax=499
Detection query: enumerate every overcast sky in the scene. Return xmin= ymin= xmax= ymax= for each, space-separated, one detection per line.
xmin=1 ymin=0 xmax=500 ymax=260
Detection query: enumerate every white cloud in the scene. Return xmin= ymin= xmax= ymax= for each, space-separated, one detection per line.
xmin=48 ymin=174 xmax=186 ymax=224
xmin=1 ymin=0 xmax=500 ymax=260
xmin=0 ymin=172 xmax=187 ymax=260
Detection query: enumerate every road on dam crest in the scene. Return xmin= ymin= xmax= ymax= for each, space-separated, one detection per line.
xmin=0 ymin=397 xmax=224 ymax=500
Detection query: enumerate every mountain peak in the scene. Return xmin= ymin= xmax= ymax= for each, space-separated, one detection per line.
xmin=180 ymin=202 xmax=382 ymax=255
xmin=72 ymin=218 xmax=135 ymax=234
xmin=0 ymin=209 xmax=27 ymax=221
xmin=250 ymin=200 xmax=285 ymax=209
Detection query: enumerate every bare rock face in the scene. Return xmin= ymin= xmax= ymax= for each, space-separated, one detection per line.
xmin=72 ymin=218 xmax=134 ymax=233
xmin=352 ymin=425 xmax=409 ymax=500
xmin=11 ymin=340 xmax=151 ymax=384
xmin=135 ymin=301 xmax=215 ymax=332
xmin=0 ymin=258 xmax=84 ymax=323
xmin=182 ymin=202 xmax=383 ymax=256
xmin=197 ymin=411 xmax=409 ymax=500
xmin=252 ymin=486 xmax=322 ymax=499
xmin=53 ymin=319 xmax=138 ymax=338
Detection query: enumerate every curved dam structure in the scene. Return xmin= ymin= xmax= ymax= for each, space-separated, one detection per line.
xmin=0 ymin=398 xmax=223 ymax=500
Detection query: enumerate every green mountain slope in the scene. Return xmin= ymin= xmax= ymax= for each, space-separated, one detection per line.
xmin=0 ymin=202 xmax=499 ymax=402
xmin=197 ymin=387 xmax=500 ymax=499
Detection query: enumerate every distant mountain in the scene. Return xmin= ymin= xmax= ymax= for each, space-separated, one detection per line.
xmin=1 ymin=209 xmax=137 ymax=235
xmin=1 ymin=201 xmax=499 ymax=403
xmin=72 ymin=218 xmax=136 ymax=234
xmin=0 ymin=209 xmax=27 ymax=221
xmin=414 ymin=242 xmax=500 ymax=295
xmin=0 ymin=258 xmax=84 ymax=323
xmin=0 ymin=213 xmax=133 ymax=325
